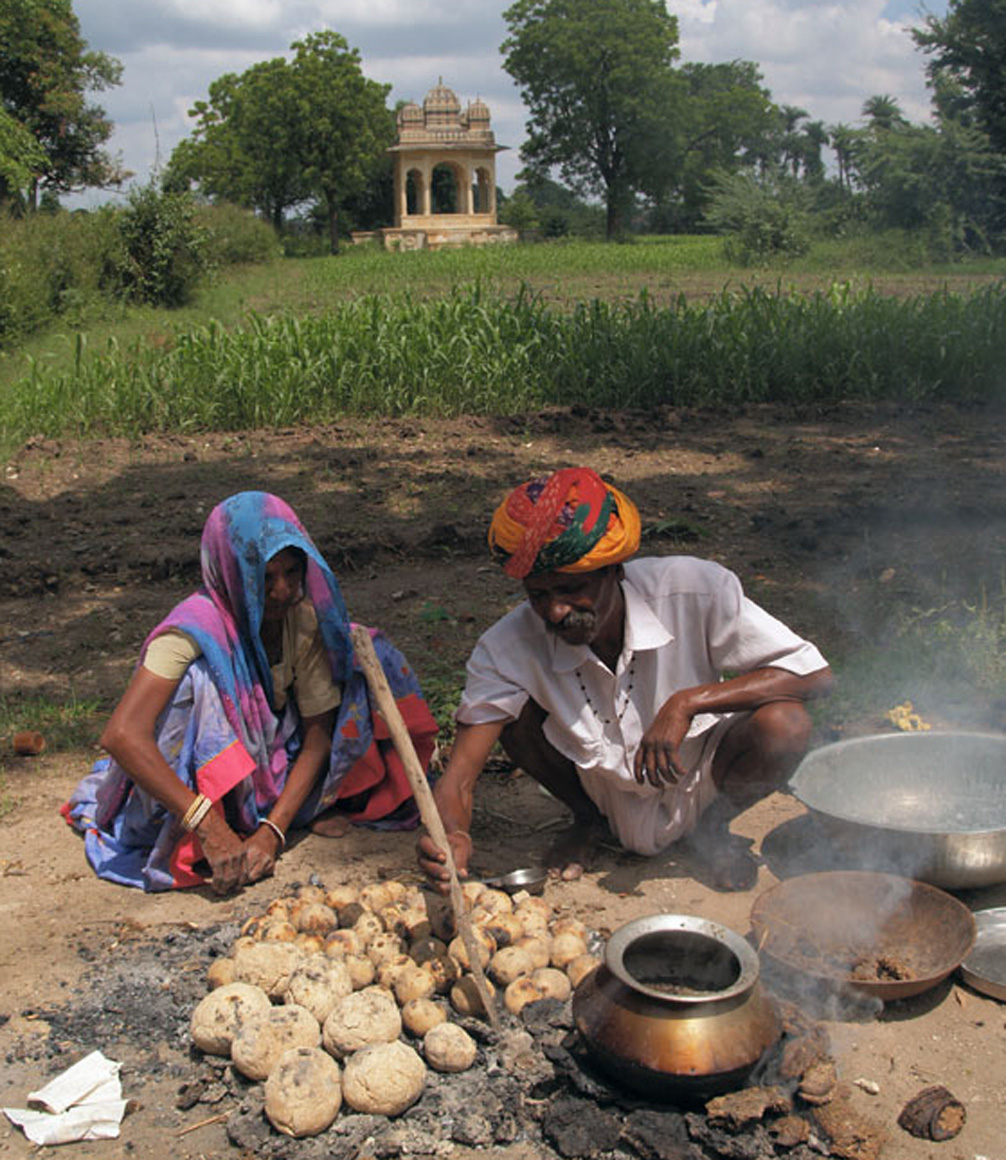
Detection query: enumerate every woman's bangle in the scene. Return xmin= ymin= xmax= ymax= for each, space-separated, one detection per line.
xmin=259 ymin=817 xmax=286 ymax=851
xmin=181 ymin=793 xmax=213 ymax=833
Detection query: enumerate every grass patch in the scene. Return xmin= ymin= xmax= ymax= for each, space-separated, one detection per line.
xmin=0 ymin=692 xmax=103 ymax=754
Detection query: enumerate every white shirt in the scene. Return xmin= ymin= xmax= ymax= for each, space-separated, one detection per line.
xmin=457 ymin=556 xmax=828 ymax=854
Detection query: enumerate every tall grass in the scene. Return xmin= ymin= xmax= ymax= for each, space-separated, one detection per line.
xmin=3 ymin=280 xmax=1005 ymax=441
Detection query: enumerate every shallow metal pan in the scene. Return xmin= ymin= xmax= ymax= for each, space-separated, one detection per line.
xmin=789 ymin=731 xmax=1006 ymax=889
xmin=960 ymin=907 xmax=1006 ymax=1001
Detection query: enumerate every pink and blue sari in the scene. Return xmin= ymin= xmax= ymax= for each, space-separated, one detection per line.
xmin=63 ymin=491 xmax=438 ymax=892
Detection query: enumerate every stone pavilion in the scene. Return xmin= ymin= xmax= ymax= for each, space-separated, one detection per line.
xmin=357 ymin=80 xmax=518 ymax=251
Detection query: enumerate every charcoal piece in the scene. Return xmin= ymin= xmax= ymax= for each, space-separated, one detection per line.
xmin=373 ymin=1124 xmax=448 ymax=1157
xmin=522 ymin=997 xmax=574 ymax=1033
xmin=620 ymin=1109 xmax=701 ymax=1160
xmin=226 ymin=1093 xmax=270 ymax=1152
xmin=175 ymin=1078 xmax=207 ymax=1110
xmin=897 ymin=1085 xmax=966 ymax=1141
xmin=685 ymin=1112 xmax=777 ymax=1159
xmin=544 ymin=1095 xmax=623 ymax=1158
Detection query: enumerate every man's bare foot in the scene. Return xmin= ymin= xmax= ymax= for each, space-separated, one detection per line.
xmin=545 ymin=819 xmax=607 ymax=881
xmin=310 ymin=812 xmax=352 ymax=838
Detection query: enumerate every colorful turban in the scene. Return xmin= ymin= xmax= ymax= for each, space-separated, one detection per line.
xmin=489 ymin=467 xmax=641 ymax=579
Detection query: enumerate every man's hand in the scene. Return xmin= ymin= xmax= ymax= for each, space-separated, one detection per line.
xmin=195 ymin=810 xmax=249 ymax=894
xmin=417 ymin=830 xmax=472 ymax=894
xmin=633 ymin=691 xmax=693 ymax=787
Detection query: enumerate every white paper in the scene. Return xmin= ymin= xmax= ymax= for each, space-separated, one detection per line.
xmin=3 ymin=1051 xmax=126 ymax=1146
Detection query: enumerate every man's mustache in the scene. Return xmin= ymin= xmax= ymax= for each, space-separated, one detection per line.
xmin=546 ymin=609 xmax=597 ymax=635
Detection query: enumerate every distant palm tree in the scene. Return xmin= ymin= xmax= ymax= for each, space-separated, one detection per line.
xmin=830 ymin=122 xmax=859 ymax=192
xmin=862 ymin=94 xmax=907 ymax=130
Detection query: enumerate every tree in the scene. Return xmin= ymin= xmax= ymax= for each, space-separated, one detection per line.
xmin=0 ymin=0 xmax=123 ymax=206
xmin=167 ymin=60 xmax=311 ymax=230
xmin=914 ymin=0 xmax=1006 ymax=153
xmin=501 ymin=0 xmax=679 ymax=238
xmin=167 ymin=32 xmax=393 ymax=252
xmin=287 ymin=32 xmax=395 ymax=254
xmin=0 ymin=108 xmax=47 ymax=209
xmin=862 ymin=94 xmax=907 ymax=130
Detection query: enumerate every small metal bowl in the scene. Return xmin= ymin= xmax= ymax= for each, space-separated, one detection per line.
xmin=481 ymin=868 xmax=548 ymax=897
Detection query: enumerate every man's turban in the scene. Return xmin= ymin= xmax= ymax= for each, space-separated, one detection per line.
xmin=488 ymin=467 xmax=641 ymax=580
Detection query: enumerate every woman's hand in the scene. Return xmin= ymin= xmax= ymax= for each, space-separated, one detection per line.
xmin=242 ymin=825 xmax=282 ymax=885
xmin=194 ymin=810 xmax=248 ymax=895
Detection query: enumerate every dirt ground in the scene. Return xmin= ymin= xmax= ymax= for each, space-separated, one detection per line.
xmin=2 ymin=401 xmax=1006 ymax=1159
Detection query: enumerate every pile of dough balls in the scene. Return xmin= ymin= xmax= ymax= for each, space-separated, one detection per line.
xmin=191 ymin=879 xmax=599 ymax=1138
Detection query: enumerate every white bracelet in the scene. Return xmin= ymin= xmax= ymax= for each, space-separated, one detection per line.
xmin=181 ymin=793 xmax=212 ymax=833
xmin=259 ymin=817 xmax=286 ymax=851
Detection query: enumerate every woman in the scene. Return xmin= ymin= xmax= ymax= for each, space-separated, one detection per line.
xmin=63 ymin=491 xmax=437 ymax=893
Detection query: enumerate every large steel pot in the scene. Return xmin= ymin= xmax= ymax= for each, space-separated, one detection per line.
xmin=572 ymin=915 xmax=780 ymax=1102
xmin=789 ymin=731 xmax=1006 ymax=889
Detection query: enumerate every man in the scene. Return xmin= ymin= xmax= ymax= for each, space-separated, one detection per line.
xmin=418 ymin=467 xmax=832 ymax=892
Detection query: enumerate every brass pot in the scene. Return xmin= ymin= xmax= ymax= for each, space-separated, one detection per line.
xmin=572 ymin=914 xmax=780 ymax=1102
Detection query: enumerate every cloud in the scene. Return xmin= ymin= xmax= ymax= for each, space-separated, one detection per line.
xmin=70 ymin=0 xmax=946 ymax=207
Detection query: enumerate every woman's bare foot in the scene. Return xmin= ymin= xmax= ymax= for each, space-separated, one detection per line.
xmin=545 ymin=819 xmax=608 ymax=881
xmin=310 ymin=812 xmax=352 ymax=838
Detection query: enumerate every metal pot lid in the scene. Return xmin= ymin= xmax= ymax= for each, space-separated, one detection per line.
xmin=960 ymin=908 xmax=1006 ymax=1001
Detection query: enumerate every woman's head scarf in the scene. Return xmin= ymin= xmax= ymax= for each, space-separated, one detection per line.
xmin=488 ymin=467 xmax=641 ymax=579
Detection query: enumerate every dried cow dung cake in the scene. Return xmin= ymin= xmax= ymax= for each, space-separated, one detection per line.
xmin=190 ymin=982 xmax=271 ymax=1056
xmin=265 ymin=1046 xmax=343 ymax=1138
xmin=898 ymin=1086 xmax=966 ymax=1141
xmin=341 ymin=1040 xmax=427 ymax=1116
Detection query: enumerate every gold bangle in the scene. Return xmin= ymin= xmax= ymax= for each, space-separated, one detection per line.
xmin=181 ymin=793 xmax=212 ymax=833
xmin=259 ymin=817 xmax=286 ymax=851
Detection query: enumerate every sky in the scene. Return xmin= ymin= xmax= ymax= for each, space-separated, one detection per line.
xmin=69 ymin=0 xmax=949 ymax=207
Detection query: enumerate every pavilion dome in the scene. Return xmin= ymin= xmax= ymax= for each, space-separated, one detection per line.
xmin=397 ymin=102 xmax=423 ymax=126
xmin=467 ymin=97 xmax=491 ymax=123
xmin=423 ymin=80 xmax=461 ymax=116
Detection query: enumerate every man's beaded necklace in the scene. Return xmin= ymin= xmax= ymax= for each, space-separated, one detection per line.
xmin=575 ymin=656 xmax=636 ymax=726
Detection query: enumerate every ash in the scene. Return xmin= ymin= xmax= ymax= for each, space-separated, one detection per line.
xmin=12 ymin=928 xmax=835 ymax=1160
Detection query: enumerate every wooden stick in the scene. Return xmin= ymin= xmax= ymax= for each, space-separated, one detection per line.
xmin=350 ymin=625 xmax=501 ymax=1030
xmin=175 ymin=1110 xmax=231 ymax=1137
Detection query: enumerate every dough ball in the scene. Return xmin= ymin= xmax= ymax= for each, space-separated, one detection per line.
xmin=515 ymin=896 xmax=552 ymax=924
xmin=206 ymin=958 xmax=235 ymax=990
xmin=376 ymin=954 xmax=414 ymax=990
xmin=475 ymin=887 xmax=513 ymax=915
xmin=358 ymin=883 xmax=394 ymax=913
xmin=423 ymin=1021 xmax=477 ymax=1073
xmin=285 ymin=955 xmax=353 ymax=1024
xmin=426 ymin=896 xmax=457 ymax=942
xmin=324 ymin=884 xmax=358 ymax=911
xmin=296 ymin=934 xmax=327 ymax=957
xmin=337 ymin=901 xmax=367 ymax=928
xmin=401 ymin=998 xmax=447 ymax=1037
xmin=297 ymin=884 xmax=327 ymax=904
xmin=532 ymin=966 xmax=572 ymax=1002
xmin=477 ymin=912 xmax=523 ymax=949
xmin=382 ymin=880 xmax=408 ymax=904
xmin=190 ymin=982 xmax=271 ymax=1055
xmin=240 ymin=915 xmax=267 ymax=939
xmin=367 ymin=931 xmax=407 ymax=966
xmin=408 ymin=935 xmax=448 ymax=965
xmin=353 ymin=911 xmax=384 ymax=946
xmin=552 ymin=916 xmax=589 ymax=941
xmin=233 ymin=940 xmax=303 ymax=1000
xmin=324 ymin=929 xmax=362 ymax=958
xmin=550 ymin=932 xmax=589 ymax=970
xmin=448 ymin=929 xmax=495 ymax=972
xmin=450 ymin=975 xmax=496 ymax=1018
xmin=421 ymin=953 xmax=461 ymax=995
xmin=231 ymin=935 xmax=256 ymax=956
xmin=378 ymin=903 xmax=410 ymax=938
xmin=265 ymin=899 xmax=292 ymax=920
xmin=343 ymin=952 xmax=376 ymax=990
xmin=566 ymin=953 xmax=601 ymax=988
xmin=489 ymin=946 xmax=535 ymax=987
xmin=503 ymin=976 xmax=545 ymax=1016
xmin=401 ymin=887 xmax=428 ymax=913
xmin=461 ymin=881 xmax=486 ymax=907
xmin=264 ymin=1046 xmax=342 ymax=1138
xmin=514 ymin=935 xmax=550 ymax=970
xmin=262 ymin=920 xmax=299 ymax=943
xmin=393 ymin=964 xmax=436 ymax=1006
xmin=231 ymin=1004 xmax=321 ymax=1081
xmin=341 ymin=1041 xmax=426 ymax=1117
xmin=293 ymin=902 xmax=338 ymax=935
xmin=402 ymin=910 xmax=433 ymax=942
xmin=322 ymin=987 xmax=402 ymax=1059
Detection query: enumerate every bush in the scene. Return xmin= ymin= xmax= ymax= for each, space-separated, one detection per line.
xmin=705 ymin=171 xmax=812 ymax=265
xmin=105 ymin=184 xmax=212 ymax=306
xmin=196 ymin=203 xmax=281 ymax=266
